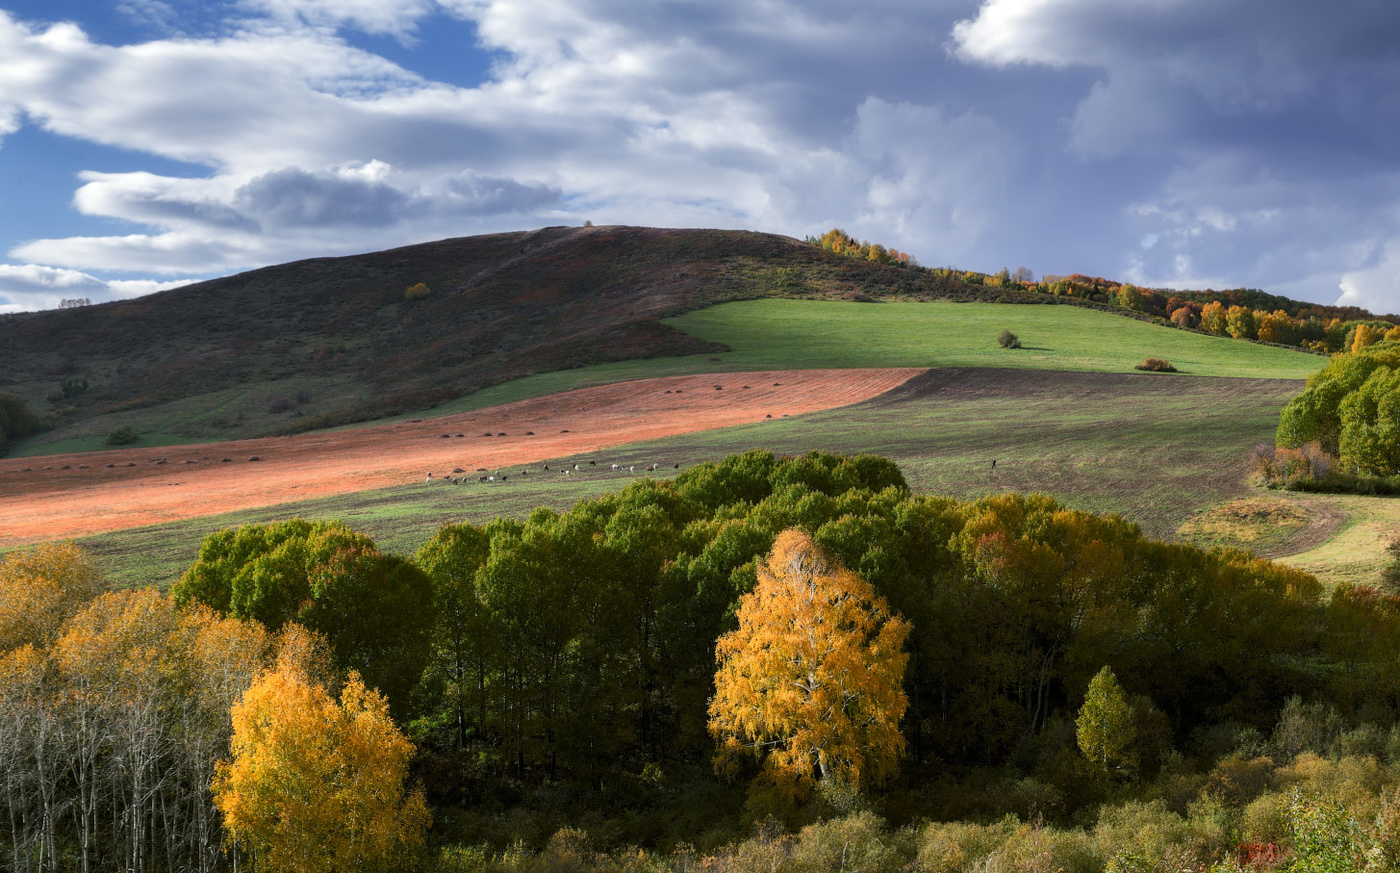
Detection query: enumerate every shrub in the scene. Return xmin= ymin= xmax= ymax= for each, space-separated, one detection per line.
xmin=267 ymin=396 xmax=296 ymax=414
xmin=998 ymin=330 xmax=1022 ymax=349
xmin=404 ymin=282 xmax=432 ymax=300
xmin=1135 ymin=358 xmax=1177 ymax=372
xmin=1250 ymin=443 xmax=1334 ymax=488
xmin=0 ymin=392 xmax=43 ymax=455
xmin=1382 ymin=539 xmax=1400 ymax=594
xmin=103 ymin=426 xmax=139 ymax=446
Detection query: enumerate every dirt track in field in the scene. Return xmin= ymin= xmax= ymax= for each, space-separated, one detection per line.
xmin=0 ymin=368 xmax=922 ymax=545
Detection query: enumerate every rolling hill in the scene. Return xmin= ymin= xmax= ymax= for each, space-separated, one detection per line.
xmin=1 ymin=225 xmax=1017 ymax=452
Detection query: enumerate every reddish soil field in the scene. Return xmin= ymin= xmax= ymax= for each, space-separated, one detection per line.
xmin=0 ymin=368 xmax=921 ymax=545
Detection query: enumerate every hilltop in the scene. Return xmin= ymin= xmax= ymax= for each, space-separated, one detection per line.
xmin=2 ymin=225 xmax=1009 ymax=451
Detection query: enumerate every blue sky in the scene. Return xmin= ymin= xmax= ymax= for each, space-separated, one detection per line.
xmin=0 ymin=0 xmax=1398 ymax=313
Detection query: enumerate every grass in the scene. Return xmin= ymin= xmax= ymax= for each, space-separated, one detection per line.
xmin=327 ymin=299 xmax=1326 ymax=426
xmin=12 ymin=298 xmax=1323 ymax=455
xmin=1176 ymin=497 xmax=1313 ymax=555
xmin=664 ymin=299 xmax=1325 ymax=379
xmin=72 ymin=368 xmax=1304 ymax=589
xmin=1278 ymin=493 xmax=1400 ymax=589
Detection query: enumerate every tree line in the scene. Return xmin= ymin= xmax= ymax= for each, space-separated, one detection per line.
xmin=7 ymin=450 xmax=1400 ymax=870
xmin=808 ymin=229 xmax=1399 ymax=355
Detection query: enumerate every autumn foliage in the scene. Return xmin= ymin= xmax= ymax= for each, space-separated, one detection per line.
xmin=709 ymin=530 xmax=910 ymax=788
xmin=213 ymin=649 xmax=430 ymax=873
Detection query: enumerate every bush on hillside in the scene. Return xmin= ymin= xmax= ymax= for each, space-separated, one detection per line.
xmin=404 ymin=282 xmax=432 ymax=300
xmin=998 ymin=329 xmax=1022 ymax=349
xmin=103 ymin=426 xmax=139 ymax=446
xmin=1135 ymin=358 xmax=1176 ymax=373
xmin=0 ymin=392 xmax=43 ymax=455
xmin=1382 ymin=539 xmax=1400 ymax=595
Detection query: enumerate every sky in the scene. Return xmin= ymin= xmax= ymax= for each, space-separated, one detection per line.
xmin=0 ymin=0 xmax=1398 ymax=314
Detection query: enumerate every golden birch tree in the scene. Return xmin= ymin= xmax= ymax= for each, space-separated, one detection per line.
xmin=213 ymin=650 xmax=430 ymax=873
xmin=708 ymin=529 xmax=911 ymax=788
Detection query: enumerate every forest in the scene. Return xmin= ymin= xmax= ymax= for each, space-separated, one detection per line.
xmin=5 ymin=450 xmax=1400 ymax=872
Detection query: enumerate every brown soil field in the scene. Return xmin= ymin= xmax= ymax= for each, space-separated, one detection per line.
xmin=0 ymin=368 xmax=921 ymax=545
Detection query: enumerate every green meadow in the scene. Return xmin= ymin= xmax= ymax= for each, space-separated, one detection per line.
xmin=338 ymin=299 xmax=1326 ymax=424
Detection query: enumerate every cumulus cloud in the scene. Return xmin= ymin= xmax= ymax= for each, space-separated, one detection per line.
xmin=0 ymin=0 xmax=1397 ymax=311
xmin=1339 ymin=241 xmax=1400 ymax=315
xmin=0 ymin=263 xmax=188 ymax=312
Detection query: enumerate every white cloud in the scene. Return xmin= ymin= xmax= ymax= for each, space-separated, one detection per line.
xmin=0 ymin=0 xmax=1396 ymax=312
xmin=1338 ymin=241 xmax=1400 ymax=316
xmin=0 ymin=263 xmax=188 ymax=312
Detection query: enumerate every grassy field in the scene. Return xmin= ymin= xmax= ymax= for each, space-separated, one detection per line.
xmin=74 ymin=367 xmax=1311 ymax=589
xmin=1277 ymin=493 xmax=1400 ymax=588
xmin=12 ymin=298 xmax=1323 ymax=456
xmin=318 ymin=299 xmax=1327 ymax=427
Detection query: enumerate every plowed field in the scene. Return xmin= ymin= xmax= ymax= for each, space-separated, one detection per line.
xmin=0 ymin=368 xmax=921 ymax=545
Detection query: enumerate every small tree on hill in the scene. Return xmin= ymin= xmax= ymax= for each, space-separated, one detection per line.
xmin=709 ymin=529 xmax=910 ymax=790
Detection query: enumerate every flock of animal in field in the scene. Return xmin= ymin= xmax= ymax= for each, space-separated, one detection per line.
xmin=425 ymin=458 xmax=682 ymax=486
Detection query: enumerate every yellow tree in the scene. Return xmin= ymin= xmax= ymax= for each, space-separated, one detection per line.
xmin=0 ymin=542 xmax=104 ymax=651
xmin=213 ymin=651 xmax=430 ymax=873
xmin=708 ymin=529 xmax=911 ymax=788
xmin=1199 ymin=301 xmax=1228 ymax=335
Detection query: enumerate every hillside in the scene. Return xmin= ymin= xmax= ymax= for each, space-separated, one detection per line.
xmin=1 ymin=225 xmax=1006 ymax=452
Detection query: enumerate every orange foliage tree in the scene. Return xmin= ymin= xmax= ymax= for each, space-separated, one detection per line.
xmin=708 ymin=529 xmax=910 ymax=788
xmin=213 ymin=646 xmax=430 ymax=873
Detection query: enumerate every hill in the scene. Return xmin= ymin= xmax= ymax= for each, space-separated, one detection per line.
xmin=1 ymin=225 xmax=1012 ymax=452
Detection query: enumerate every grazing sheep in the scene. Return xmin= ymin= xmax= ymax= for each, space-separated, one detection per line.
xmin=629 ymin=465 xmax=635 ymax=473
xmin=673 ymin=464 xmax=679 ymax=469
xmin=488 ymin=476 xmax=495 ymax=482
xmin=479 ymin=476 xmax=487 ymax=482
xmin=589 ymin=460 xmax=596 ymax=466
xmin=612 ymin=464 xmax=620 ymax=470
xmin=573 ymin=464 xmax=580 ymax=471
xmin=425 ymin=472 xmax=433 ymax=484
xmin=544 ymin=464 xmax=550 ymax=470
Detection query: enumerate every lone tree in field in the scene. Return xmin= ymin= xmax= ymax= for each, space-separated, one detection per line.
xmin=709 ymin=529 xmax=911 ymax=788
xmin=1077 ymin=666 xmax=1137 ymax=780
xmin=997 ymin=329 xmax=1021 ymax=349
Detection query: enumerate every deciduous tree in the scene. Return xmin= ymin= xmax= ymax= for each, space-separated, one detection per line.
xmin=1076 ymin=666 xmax=1137 ymax=779
xmin=709 ymin=529 xmax=910 ymax=788
xmin=213 ymin=656 xmax=430 ymax=873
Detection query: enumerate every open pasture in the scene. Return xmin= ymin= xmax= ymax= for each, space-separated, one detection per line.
xmin=0 ymin=368 xmax=916 ymax=545
xmin=299 ymin=298 xmax=1328 ymax=426
xmin=72 ymin=367 xmax=1315 ymax=589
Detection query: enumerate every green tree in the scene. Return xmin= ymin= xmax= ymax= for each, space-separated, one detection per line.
xmin=1337 ymin=365 xmax=1400 ymax=476
xmin=174 ymin=520 xmax=433 ymax=714
xmin=1076 ymin=666 xmax=1137 ymax=779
